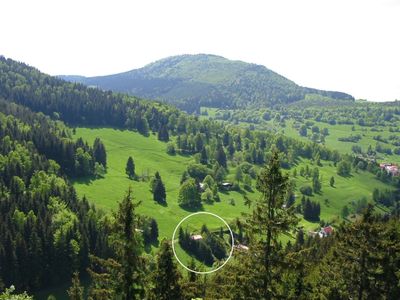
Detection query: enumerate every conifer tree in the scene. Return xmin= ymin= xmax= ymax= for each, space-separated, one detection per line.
xmin=330 ymin=176 xmax=335 ymax=187
xmin=125 ymin=156 xmax=135 ymax=179
xmin=89 ymin=187 xmax=144 ymax=300
xmin=157 ymin=125 xmax=169 ymax=142
xmin=67 ymin=272 xmax=84 ymax=300
xmin=200 ymin=147 xmax=208 ymax=165
xmin=111 ymin=187 xmax=144 ymax=299
xmin=93 ymin=138 xmax=107 ymax=168
xmin=215 ymin=143 xmax=227 ymax=168
xmin=153 ymin=240 xmax=182 ymax=300
xmin=246 ymin=149 xmax=298 ymax=299
xmin=153 ymin=175 xmax=166 ymax=204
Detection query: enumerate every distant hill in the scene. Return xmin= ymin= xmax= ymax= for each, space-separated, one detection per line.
xmin=61 ymin=54 xmax=354 ymax=112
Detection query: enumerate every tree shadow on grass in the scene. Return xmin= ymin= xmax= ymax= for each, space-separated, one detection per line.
xmin=71 ymin=175 xmax=98 ymax=186
xmin=144 ymin=239 xmax=160 ymax=254
xmin=154 ymin=200 xmax=168 ymax=207
xmin=180 ymin=204 xmax=204 ymax=213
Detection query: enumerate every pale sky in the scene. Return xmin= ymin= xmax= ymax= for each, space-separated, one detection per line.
xmin=1 ymin=0 xmax=399 ymax=101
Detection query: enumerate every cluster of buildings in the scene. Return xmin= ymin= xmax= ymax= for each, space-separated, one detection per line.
xmin=379 ymin=163 xmax=399 ymax=176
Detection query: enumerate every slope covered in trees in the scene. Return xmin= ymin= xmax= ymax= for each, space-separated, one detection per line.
xmin=0 ymin=56 xmax=398 ymax=299
xmin=61 ymin=54 xmax=354 ymax=112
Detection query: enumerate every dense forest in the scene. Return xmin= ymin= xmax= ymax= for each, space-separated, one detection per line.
xmin=0 ymin=56 xmax=399 ymax=299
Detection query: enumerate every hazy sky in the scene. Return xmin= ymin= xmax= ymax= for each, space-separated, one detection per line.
xmin=1 ymin=0 xmax=399 ymax=101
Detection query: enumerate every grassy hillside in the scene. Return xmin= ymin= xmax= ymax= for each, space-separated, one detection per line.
xmin=72 ymin=128 xmax=255 ymax=239
xmin=72 ymin=127 xmax=392 ymax=238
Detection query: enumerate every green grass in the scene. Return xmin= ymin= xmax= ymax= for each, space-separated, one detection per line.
xmin=72 ymin=128 xmax=255 ymax=240
xmin=291 ymin=158 xmax=392 ymax=231
xmin=283 ymin=119 xmax=400 ymax=165
xmin=72 ymin=127 xmax=394 ymax=238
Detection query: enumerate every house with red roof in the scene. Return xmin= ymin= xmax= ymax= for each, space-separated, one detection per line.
xmin=380 ymin=163 xmax=399 ymax=176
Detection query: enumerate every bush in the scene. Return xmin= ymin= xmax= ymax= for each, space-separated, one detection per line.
xmin=300 ymin=185 xmax=313 ymax=196
xmin=166 ymin=142 xmax=176 ymax=155
xmin=187 ymin=163 xmax=210 ymax=181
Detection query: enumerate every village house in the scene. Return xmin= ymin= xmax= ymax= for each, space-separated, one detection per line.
xmin=379 ymin=163 xmax=399 ymax=176
xmin=235 ymin=244 xmax=249 ymax=251
xmin=190 ymin=234 xmax=203 ymax=241
xmin=308 ymin=225 xmax=334 ymax=238
xmin=221 ymin=182 xmax=233 ymax=190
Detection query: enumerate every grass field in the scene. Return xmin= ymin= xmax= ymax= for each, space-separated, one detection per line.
xmin=72 ymin=127 xmax=256 ymax=240
xmin=72 ymin=127 xmax=394 ymax=238
xmin=283 ymin=119 xmax=400 ymax=165
xmin=292 ymin=158 xmax=392 ymax=229
xmin=201 ymin=107 xmax=400 ymax=165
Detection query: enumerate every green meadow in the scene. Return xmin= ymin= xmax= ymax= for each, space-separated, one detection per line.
xmin=72 ymin=128 xmax=255 ymax=240
xmin=72 ymin=127 xmax=393 ymax=238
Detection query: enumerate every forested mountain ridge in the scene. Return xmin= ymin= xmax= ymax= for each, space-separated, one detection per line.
xmin=61 ymin=54 xmax=354 ymax=112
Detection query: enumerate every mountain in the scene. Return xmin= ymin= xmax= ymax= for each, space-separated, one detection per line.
xmin=61 ymin=54 xmax=354 ymax=112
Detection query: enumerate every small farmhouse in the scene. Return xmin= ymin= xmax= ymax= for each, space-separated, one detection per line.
xmin=221 ymin=182 xmax=233 ymax=190
xmin=191 ymin=234 xmax=203 ymax=241
xmin=379 ymin=163 xmax=399 ymax=176
xmin=309 ymin=225 xmax=334 ymax=238
xmin=235 ymin=244 xmax=249 ymax=251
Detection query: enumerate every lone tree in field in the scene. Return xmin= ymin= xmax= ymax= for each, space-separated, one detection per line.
xmin=246 ymin=149 xmax=298 ymax=299
xmin=126 ymin=156 xmax=135 ymax=179
xmin=152 ymin=240 xmax=182 ymax=300
xmin=330 ymin=176 xmax=335 ymax=187
xmin=152 ymin=172 xmax=166 ymax=204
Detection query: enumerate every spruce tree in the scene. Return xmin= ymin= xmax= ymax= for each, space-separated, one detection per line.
xmin=153 ymin=176 xmax=166 ymax=204
xmin=89 ymin=188 xmax=144 ymax=299
xmin=67 ymin=272 xmax=84 ymax=300
xmin=157 ymin=125 xmax=169 ymax=142
xmin=93 ymin=138 xmax=107 ymax=168
xmin=215 ymin=143 xmax=227 ymax=168
xmin=153 ymin=240 xmax=182 ymax=300
xmin=200 ymin=147 xmax=208 ymax=165
xmin=246 ymin=149 xmax=298 ymax=299
xmin=125 ymin=156 xmax=135 ymax=179
xmin=330 ymin=176 xmax=335 ymax=187
xmin=111 ymin=187 xmax=144 ymax=299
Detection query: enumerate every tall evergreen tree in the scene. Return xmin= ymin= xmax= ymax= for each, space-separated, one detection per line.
xmin=93 ymin=138 xmax=107 ymax=168
xmin=157 ymin=125 xmax=169 ymax=142
xmin=125 ymin=156 xmax=135 ymax=179
xmin=111 ymin=187 xmax=144 ymax=299
xmin=200 ymin=147 xmax=208 ymax=165
xmin=215 ymin=143 xmax=227 ymax=168
xmin=246 ymin=150 xmax=298 ymax=299
xmin=67 ymin=272 xmax=84 ymax=300
xmin=89 ymin=188 xmax=144 ymax=299
xmin=153 ymin=173 xmax=166 ymax=204
xmin=153 ymin=240 xmax=182 ymax=300
xmin=330 ymin=176 xmax=335 ymax=187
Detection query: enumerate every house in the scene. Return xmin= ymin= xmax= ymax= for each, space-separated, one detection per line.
xmin=309 ymin=226 xmax=334 ymax=238
xmin=235 ymin=244 xmax=249 ymax=251
xmin=318 ymin=226 xmax=334 ymax=238
xmin=221 ymin=182 xmax=233 ymax=190
xmin=379 ymin=163 xmax=399 ymax=176
xmin=199 ymin=182 xmax=206 ymax=192
xmin=191 ymin=234 xmax=203 ymax=241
